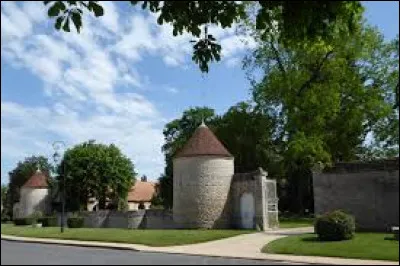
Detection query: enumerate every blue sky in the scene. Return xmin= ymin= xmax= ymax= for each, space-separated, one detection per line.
xmin=1 ymin=1 xmax=399 ymax=184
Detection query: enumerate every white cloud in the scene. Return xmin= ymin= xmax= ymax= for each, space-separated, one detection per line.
xmin=165 ymin=86 xmax=179 ymax=94
xmin=225 ymin=57 xmax=241 ymax=68
xmin=163 ymin=56 xmax=180 ymax=67
xmin=21 ymin=1 xmax=47 ymax=24
xmin=1 ymin=2 xmax=33 ymax=40
xmin=0 ymin=1 xmax=258 ymax=183
xmin=1 ymin=100 xmax=165 ymax=181
xmin=220 ymin=34 xmax=257 ymax=58
xmin=113 ymin=14 xmax=157 ymax=61
xmin=98 ymin=1 xmax=120 ymax=34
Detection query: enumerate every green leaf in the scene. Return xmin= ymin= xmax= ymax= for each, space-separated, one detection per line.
xmin=88 ymin=2 xmax=104 ymax=17
xmin=157 ymin=16 xmax=163 ymax=25
xmin=71 ymin=12 xmax=82 ymax=33
xmin=55 ymin=16 xmax=63 ymax=30
xmin=47 ymin=2 xmax=61 ymax=17
xmin=63 ymin=17 xmax=70 ymax=32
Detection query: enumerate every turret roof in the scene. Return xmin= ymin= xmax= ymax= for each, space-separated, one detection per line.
xmin=174 ymin=123 xmax=233 ymax=158
xmin=22 ymin=169 xmax=48 ymax=188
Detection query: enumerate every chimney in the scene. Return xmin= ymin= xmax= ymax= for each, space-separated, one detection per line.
xmin=141 ymin=175 xmax=147 ymax=182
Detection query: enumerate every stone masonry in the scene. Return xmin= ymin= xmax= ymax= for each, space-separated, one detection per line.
xmin=313 ymin=158 xmax=399 ymax=231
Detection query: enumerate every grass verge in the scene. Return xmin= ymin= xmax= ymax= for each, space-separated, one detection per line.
xmin=1 ymin=224 xmax=252 ymax=247
xmin=262 ymin=233 xmax=399 ymax=261
xmin=278 ymin=217 xmax=314 ymax=228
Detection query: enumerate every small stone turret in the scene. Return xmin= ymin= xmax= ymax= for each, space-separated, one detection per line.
xmin=19 ymin=168 xmax=49 ymax=217
xmin=173 ymin=122 xmax=234 ymax=228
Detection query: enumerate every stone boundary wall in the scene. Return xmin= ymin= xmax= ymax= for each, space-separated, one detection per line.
xmin=313 ymin=158 xmax=399 ymax=231
xmin=56 ymin=209 xmax=176 ymax=229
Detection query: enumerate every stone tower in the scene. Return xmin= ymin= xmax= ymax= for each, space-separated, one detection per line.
xmin=173 ymin=122 xmax=234 ymax=228
xmin=19 ymin=168 xmax=49 ymax=217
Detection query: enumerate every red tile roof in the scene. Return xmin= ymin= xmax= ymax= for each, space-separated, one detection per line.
xmin=22 ymin=170 xmax=48 ymax=188
xmin=174 ymin=123 xmax=233 ymax=158
xmin=127 ymin=181 xmax=156 ymax=202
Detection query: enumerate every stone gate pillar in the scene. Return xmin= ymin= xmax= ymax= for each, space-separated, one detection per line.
xmin=254 ymin=167 xmax=268 ymax=231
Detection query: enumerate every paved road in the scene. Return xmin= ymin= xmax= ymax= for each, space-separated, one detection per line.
xmin=1 ymin=240 xmax=292 ymax=265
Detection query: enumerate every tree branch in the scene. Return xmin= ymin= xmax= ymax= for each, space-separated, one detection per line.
xmin=270 ymin=39 xmax=286 ymax=76
xmin=297 ymin=50 xmax=334 ymax=97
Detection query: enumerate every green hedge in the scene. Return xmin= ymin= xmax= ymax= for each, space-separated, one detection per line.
xmin=67 ymin=217 xmax=84 ymax=228
xmin=14 ymin=218 xmax=34 ymax=226
xmin=41 ymin=217 xmax=58 ymax=227
xmin=315 ymin=210 xmax=355 ymax=241
xmin=1 ymin=213 xmax=10 ymax=223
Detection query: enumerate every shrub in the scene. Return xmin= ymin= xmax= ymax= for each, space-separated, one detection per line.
xmin=67 ymin=217 xmax=84 ymax=228
xmin=14 ymin=218 xmax=34 ymax=226
xmin=1 ymin=212 xmax=10 ymax=223
xmin=29 ymin=211 xmax=43 ymax=224
xmin=314 ymin=210 xmax=355 ymax=241
xmin=41 ymin=217 xmax=58 ymax=227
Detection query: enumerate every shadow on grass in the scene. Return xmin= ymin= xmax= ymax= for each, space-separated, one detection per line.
xmin=384 ymin=237 xmax=399 ymax=242
xmin=301 ymin=236 xmax=352 ymax=243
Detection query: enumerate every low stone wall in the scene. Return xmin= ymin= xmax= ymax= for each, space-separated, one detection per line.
xmin=313 ymin=158 xmax=399 ymax=231
xmin=57 ymin=209 xmax=176 ymax=229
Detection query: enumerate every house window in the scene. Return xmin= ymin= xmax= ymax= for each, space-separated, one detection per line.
xmin=138 ymin=203 xmax=145 ymax=210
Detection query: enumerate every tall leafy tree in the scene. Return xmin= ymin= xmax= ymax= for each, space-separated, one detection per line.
xmin=43 ymin=1 xmax=363 ymax=72
xmin=1 ymin=185 xmax=8 ymax=213
xmin=361 ymin=36 xmax=399 ymax=158
xmin=216 ymin=101 xmax=281 ymax=174
xmin=244 ymin=11 xmax=398 ymax=213
xmin=60 ymin=140 xmax=136 ymax=211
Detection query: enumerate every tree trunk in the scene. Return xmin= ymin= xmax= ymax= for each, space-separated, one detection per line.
xmin=99 ymin=190 xmax=107 ymax=210
xmin=296 ymin=177 xmax=305 ymax=214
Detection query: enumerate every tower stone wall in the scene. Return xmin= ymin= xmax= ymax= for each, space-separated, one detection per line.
xmin=173 ymin=156 xmax=234 ymax=228
xmin=19 ymin=187 xmax=49 ymax=217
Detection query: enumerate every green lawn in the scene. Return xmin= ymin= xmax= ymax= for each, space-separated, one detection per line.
xmin=1 ymin=224 xmax=252 ymax=247
xmin=263 ymin=233 xmax=399 ymax=261
xmin=278 ymin=217 xmax=314 ymax=228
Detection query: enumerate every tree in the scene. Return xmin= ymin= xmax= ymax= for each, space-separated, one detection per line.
xmin=60 ymin=140 xmax=136 ymax=211
xmin=1 ymin=185 xmax=7 ymax=206
xmin=7 ymin=156 xmax=53 ymax=205
xmin=362 ymin=36 xmax=399 ymax=158
xmin=43 ymin=1 xmax=363 ymax=72
xmin=216 ymin=101 xmax=282 ymax=174
xmin=244 ymin=13 xmax=398 ymax=213
xmin=1 ymin=185 xmax=8 ymax=214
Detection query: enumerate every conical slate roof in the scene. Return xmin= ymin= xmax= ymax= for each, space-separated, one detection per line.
xmin=22 ymin=169 xmax=48 ymax=188
xmin=174 ymin=122 xmax=233 ymax=158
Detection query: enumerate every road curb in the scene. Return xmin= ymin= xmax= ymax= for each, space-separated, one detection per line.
xmin=1 ymin=235 xmax=140 ymax=252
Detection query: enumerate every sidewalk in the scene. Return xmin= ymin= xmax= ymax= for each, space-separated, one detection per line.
xmin=1 ymin=228 xmax=398 ymax=265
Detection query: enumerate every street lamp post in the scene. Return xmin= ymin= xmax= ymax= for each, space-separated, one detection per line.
xmin=53 ymin=141 xmax=66 ymax=233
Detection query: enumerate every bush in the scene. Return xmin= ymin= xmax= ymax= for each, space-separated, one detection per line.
xmin=41 ymin=217 xmax=58 ymax=227
xmin=314 ymin=210 xmax=355 ymax=241
xmin=67 ymin=217 xmax=84 ymax=228
xmin=29 ymin=211 xmax=43 ymax=224
xmin=14 ymin=218 xmax=34 ymax=226
xmin=1 ymin=212 xmax=10 ymax=223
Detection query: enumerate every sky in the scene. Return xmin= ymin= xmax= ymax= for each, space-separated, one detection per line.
xmin=1 ymin=1 xmax=399 ymax=184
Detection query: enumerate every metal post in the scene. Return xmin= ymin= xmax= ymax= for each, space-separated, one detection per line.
xmin=53 ymin=141 xmax=66 ymax=233
xmin=61 ymin=160 xmax=65 ymax=233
